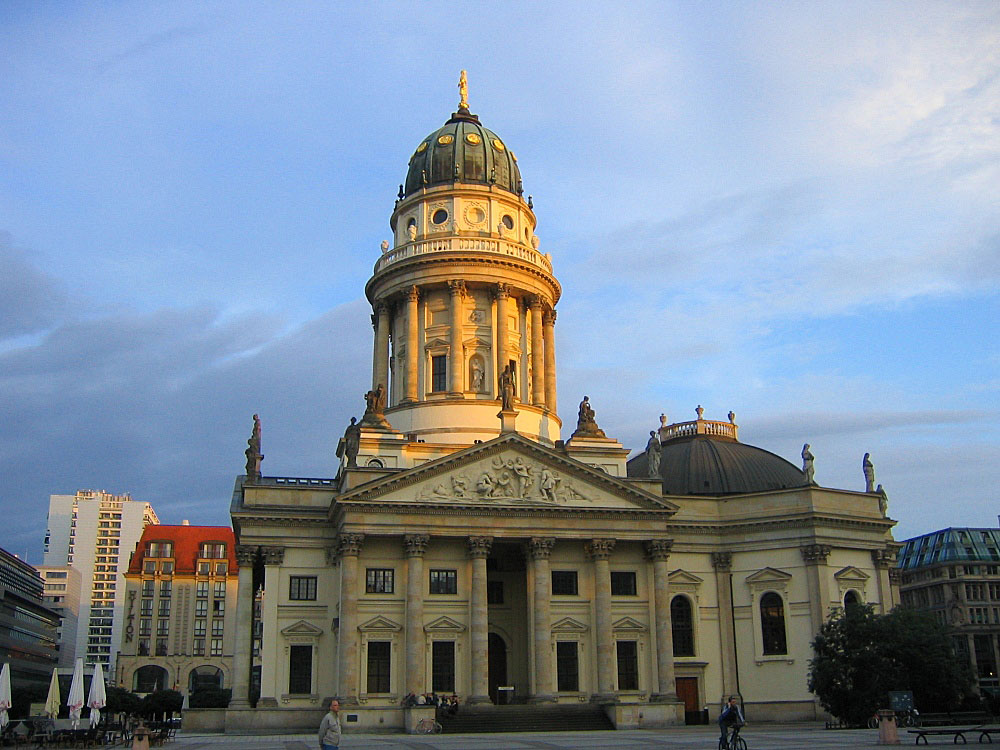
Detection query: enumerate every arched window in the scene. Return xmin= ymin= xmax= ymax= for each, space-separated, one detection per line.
xmin=189 ymin=665 xmax=223 ymax=693
xmin=133 ymin=665 xmax=167 ymax=694
xmin=671 ymin=595 xmax=694 ymax=656
xmin=760 ymin=592 xmax=787 ymax=655
xmin=844 ymin=590 xmax=861 ymax=609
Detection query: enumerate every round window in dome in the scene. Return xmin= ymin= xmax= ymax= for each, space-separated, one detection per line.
xmin=432 ymin=209 xmax=449 ymax=225
xmin=465 ymin=205 xmax=486 ymax=225
xmin=465 ymin=132 xmax=482 ymax=145
xmin=416 ymin=141 xmax=428 ymax=153
xmin=492 ymin=139 xmax=505 ymax=151
xmin=501 ymin=215 xmax=514 ymax=230
xmin=437 ymin=134 xmax=454 ymax=145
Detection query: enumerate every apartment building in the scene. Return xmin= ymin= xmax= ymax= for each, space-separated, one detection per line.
xmin=0 ymin=546 xmax=60 ymax=691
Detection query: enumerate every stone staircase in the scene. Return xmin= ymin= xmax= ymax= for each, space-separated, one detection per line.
xmin=437 ymin=703 xmax=615 ymax=733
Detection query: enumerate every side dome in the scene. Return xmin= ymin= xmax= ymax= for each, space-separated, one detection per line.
xmin=403 ymin=108 xmax=523 ymax=198
xmin=627 ymin=412 xmax=809 ymax=495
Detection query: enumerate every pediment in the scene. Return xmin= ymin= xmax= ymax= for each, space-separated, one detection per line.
xmin=424 ymin=337 xmax=449 ymax=349
xmin=280 ymin=620 xmax=323 ymax=637
xmin=552 ymin=617 xmax=589 ymax=633
xmin=668 ymin=569 xmax=704 ymax=585
xmin=834 ymin=566 xmax=870 ymax=582
xmin=424 ymin=615 xmax=466 ymax=632
xmin=336 ymin=433 xmax=678 ymax=513
xmin=745 ymin=567 xmax=793 ymax=585
xmin=359 ymin=615 xmax=402 ymax=632
xmin=612 ymin=616 xmax=647 ymax=633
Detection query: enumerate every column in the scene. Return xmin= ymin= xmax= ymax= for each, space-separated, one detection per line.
xmin=229 ymin=545 xmax=257 ymax=709
xmin=257 ymin=546 xmax=284 ymax=706
xmin=494 ymin=283 xmax=510 ymax=395
xmin=872 ymin=547 xmax=898 ymax=614
xmin=529 ymin=297 xmax=545 ymax=407
xmin=645 ymin=539 xmax=677 ymax=702
xmin=801 ymin=544 xmax=832 ymax=635
xmin=372 ymin=302 xmax=391 ymax=392
xmin=528 ymin=537 xmax=556 ymax=702
xmin=404 ymin=286 xmax=419 ymax=402
xmin=403 ymin=534 xmax=429 ymax=696
xmin=337 ymin=533 xmax=364 ymax=704
xmin=542 ymin=309 xmax=557 ymax=412
xmin=712 ymin=552 xmax=738 ymax=700
xmin=588 ymin=538 xmax=616 ymax=701
xmin=448 ymin=280 xmax=465 ymax=396
xmin=467 ymin=536 xmax=493 ymax=704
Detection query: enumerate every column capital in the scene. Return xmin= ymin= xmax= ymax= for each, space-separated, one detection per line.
xmin=528 ymin=295 xmax=544 ymax=311
xmin=872 ymin=546 xmax=898 ymax=569
xmin=448 ymin=279 xmax=466 ymax=297
xmin=800 ymin=543 xmax=832 ymax=563
xmin=711 ymin=551 xmax=732 ymax=571
xmin=338 ymin=533 xmax=365 ymax=558
xmin=888 ymin=568 xmax=902 ymax=585
xmin=586 ymin=538 xmax=616 ymax=561
xmin=467 ymin=536 xmax=494 ymax=559
xmin=403 ymin=534 xmax=430 ymax=557
xmin=543 ymin=309 xmax=557 ymax=326
xmin=528 ymin=537 xmax=555 ymax=560
xmin=405 ymin=284 xmax=420 ymax=302
xmin=261 ymin=546 xmax=284 ymax=566
xmin=494 ymin=282 xmax=510 ymax=300
xmin=374 ymin=300 xmax=390 ymax=315
xmin=644 ymin=539 xmax=673 ymax=562
xmin=235 ymin=545 xmax=258 ymax=567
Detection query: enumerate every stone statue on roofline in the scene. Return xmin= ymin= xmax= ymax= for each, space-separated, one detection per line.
xmin=571 ymin=396 xmax=607 ymax=439
xmin=801 ymin=443 xmax=815 ymax=484
xmin=645 ymin=430 xmax=661 ymax=478
xmin=498 ymin=364 xmax=516 ymax=411
xmin=863 ymin=452 xmax=876 ymax=493
xmin=245 ymin=413 xmax=263 ymax=482
xmin=360 ymin=384 xmax=393 ymax=429
xmin=343 ymin=417 xmax=361 ymax=468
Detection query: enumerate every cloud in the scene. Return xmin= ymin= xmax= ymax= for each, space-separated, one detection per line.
xmin=0 ymin=233 xmax=67 ymax=340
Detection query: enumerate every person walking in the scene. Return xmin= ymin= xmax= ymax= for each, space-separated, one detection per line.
xmin=318 ymin=699 xmax=341 ymax=750
xmin=718 ymin=695 xmax=745 ymax=749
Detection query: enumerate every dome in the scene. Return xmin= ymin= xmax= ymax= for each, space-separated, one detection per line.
xmin=403 ymin=108 xmax=523 ymax=198
xmin=627 ymin=414 xmax=809 ymax=496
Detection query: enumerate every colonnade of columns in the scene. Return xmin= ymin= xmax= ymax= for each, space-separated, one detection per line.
xmin=369 ymin=281 xmax=557 ymax=410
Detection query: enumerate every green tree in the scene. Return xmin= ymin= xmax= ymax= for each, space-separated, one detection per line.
xmin=139 ymin=689 xmax=183 ymax=721
xmin=188 ymin=687 xmax=232 ymax=708
xmin=105 ymin=686 xmax=142 ymax=717
xmin=808 ymin=604 xmax=973 ymax=725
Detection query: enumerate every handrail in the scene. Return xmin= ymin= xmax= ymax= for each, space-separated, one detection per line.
xmin=660 ymin=419 xmax=739 ymax=442
xmin=374 ymin=236 xmax=553 ymax=274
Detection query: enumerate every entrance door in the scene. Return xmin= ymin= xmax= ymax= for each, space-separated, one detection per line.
xmin=488 ymin=632 xmax=508 ymax=703
xmin=676 ymin=676 xmax=703 ymax=724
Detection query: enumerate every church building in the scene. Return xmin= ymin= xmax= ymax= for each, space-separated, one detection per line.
xmin=220 ymin=77 xmax=899 ymax=734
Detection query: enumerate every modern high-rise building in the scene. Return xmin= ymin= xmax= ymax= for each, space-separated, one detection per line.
xmin=43 ymin=489 xmax=159 ymax=675
xmin=37 ymin=565 xmax=83 ymax=668
xmin=0 ymin=546 xmax=60 ymax=691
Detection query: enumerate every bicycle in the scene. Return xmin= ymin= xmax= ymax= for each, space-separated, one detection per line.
xmin=415 ymin=717 xmax=443 ymax=734
xmin=719 ymin=724 xmax=747 ymax=750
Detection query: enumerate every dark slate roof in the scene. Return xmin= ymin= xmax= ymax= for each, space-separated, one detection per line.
xmin=403 ymin=109 xmax=523 ymax=198
xmin=628 ymin=436 xmax=809 ymax=496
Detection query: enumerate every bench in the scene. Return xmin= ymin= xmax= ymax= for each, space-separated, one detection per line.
xmin=908 ymin=727 xmax=1000 ymax=745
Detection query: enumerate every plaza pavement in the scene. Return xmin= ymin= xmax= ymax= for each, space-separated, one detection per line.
xmin=167 ymin=724 xmax=895 ymax=750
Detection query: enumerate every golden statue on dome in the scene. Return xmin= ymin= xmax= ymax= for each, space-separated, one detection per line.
xmin=458 ymin=70 xmax=469 ymax=110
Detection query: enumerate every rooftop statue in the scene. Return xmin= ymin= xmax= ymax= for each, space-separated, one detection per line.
xmin=645 ymin=430 xmax=661 ymax=478
xmin=802 ymin=443 xmax=815 ymax=484
xmin=572 ymin=396 xmax=607 ymax=439
xmin=498 ymin=364 xmax=516 ymax=411
xmin=863 ymin=452 xmax=876 ymax=493
xmin=244 ymin=413 xmax=263 ymax=481
xmin=458 ymin=69 xmax=469 ymax=110
xmin=361 ymin=384 xmax=392 ymax=429
xmin=343 ymin=417 xmax=361 ymax=468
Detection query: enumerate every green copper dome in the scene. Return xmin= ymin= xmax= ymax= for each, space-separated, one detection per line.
xmin=403 ymin=108 xmax=523 ymax=199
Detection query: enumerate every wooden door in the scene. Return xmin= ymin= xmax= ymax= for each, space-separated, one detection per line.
xmin=675 ymin=676 xmax=702 ymax=724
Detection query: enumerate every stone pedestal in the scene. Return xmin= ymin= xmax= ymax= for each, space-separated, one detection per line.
xmin=497 ymin=409 xmax=518 ymax=434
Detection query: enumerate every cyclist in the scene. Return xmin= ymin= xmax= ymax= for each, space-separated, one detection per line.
xmin=718 ymin=695 xmax=745 ymax=749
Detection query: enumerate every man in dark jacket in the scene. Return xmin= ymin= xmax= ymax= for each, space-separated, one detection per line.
xmin=718 ymin=695 xmax=745 ymax=748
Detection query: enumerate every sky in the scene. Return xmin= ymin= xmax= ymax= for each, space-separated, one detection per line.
xmin=1 ymin=1 xmax=998 ymax=563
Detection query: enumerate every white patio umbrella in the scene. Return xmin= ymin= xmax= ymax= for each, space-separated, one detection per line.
xmin=66 ymin=657 xmax=85 ymax=729
xmin=44 ymin=667 xmax=61 ymax=718
xmin=87 ymin=662 xmax=106 ymax=728
xmin=0 ymin=663 xmax=12 ymax=730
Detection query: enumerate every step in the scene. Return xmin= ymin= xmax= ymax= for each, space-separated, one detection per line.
xmin=438 ymin=704 xmax=615 ymax=733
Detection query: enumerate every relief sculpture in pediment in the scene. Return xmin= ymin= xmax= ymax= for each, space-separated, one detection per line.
xmin=417 ymin=456 xmax=590 ymax=504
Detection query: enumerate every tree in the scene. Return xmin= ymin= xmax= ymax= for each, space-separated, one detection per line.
xmin=139 ymin=689 xmax=183 ymax=721
xmin=809 ymin=604 xmax=974 ymax=725
xmin=188 ymin=687 xmax=232 ymax=708
xmin=105 ymin=686 xmax=141 ymax=717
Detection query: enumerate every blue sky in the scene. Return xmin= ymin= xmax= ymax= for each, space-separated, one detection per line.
xmin=1 ymin=1 xmax=998 ymax=561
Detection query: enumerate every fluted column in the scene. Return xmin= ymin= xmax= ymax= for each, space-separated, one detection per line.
xmin=529 ymin=297 xmax=545 ymax=407
xmin=229 ymin=545 xmax=257 ymax=708
xmin=801 ymin=544 xmax=832 ymax=635
xmin=467 ymin=536 xmax=493 ymax=704
xmin=371 ymin=302 xmax=391 ymax=392
xmin=404 ymin=286 xmax=419 ymax=402
xmin=528 ymin=537 xmax=556 ymax=702
xmin=448 ymin=280 xmax=465 ymax=396
xmin=403 ymin=534 xmax=429 ymax=696
xmin=542 ymin=309 xmax=557 ymax=412
xmin=337 ymin=533 xmax=364 ymax=704
xmin=645 ymin=539 xmax=677 ymax=701
xmin=494 ymin=283 xmax=510 ymax=396
xmin=712 ymin=552 xmax=738 ymax=699
xmin=588 ymin=538 xmax=616 ymax=701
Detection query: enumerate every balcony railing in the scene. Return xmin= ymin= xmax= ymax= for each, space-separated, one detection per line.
xmin=374 ymin=236 xmax=553 ymax=275
xmin=660 ymin=419 xmax=739 ymax=442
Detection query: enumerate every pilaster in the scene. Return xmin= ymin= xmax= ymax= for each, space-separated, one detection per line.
xmin=229 ymin=545 xmax=257 ymax=709
xmin=467 ymin=536 xmax=493 ymax=704
xmin=337 ymin=533 xmax=364 ymax=704
xmin=404 ymin=534 xmax=429 ymax=696
xmin=645 ymin=539 xmax=677 ymax=702
xmin=587 ymin=538 xmax=616 ymax=702
xmin=528 ymin=537 xmax=556 ymax=703
xmin=712 ymin=551 xmax=738 ymax=699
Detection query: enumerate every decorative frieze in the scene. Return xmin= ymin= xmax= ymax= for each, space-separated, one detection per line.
xmin=800 ymin=544 xmax=832 ymax=563
xmin=644 ymin=539 xmax=673 ymax=562
xmin=585 ymin=538 xmax=616 ymax=561
xmin=416 ymin=456 xmax=590 ymax=504
xmin=403 ymin=534 xmax=430 ymax=557
xmin=467 ymin=536 xmax=494 ymax=559
xmin=528 ymin=537 xmax=555 ymax=560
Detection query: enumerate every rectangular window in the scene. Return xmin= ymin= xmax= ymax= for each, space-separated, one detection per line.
xmin=976 ymin=634 xmax=997 ymax=678
xmin=141 ymin=580 xmax=154 ymax=597
xmin=210 ymin=638 xmax=223 ymax=657
xmin=198 ymin=562 xmax=211 ymax=575
xmin=611 ymin=571 xmax=637 ymax=596
xmin=432 ymin=641 xmax=455 ymax=692
xmin=431 ymin=355 xmax=447 ymax=392
xmin=366 ymin=641 xmax=391 ymax=693
xmin=194 ymin=620 xmax=206 ymax=637
xmin=139 ymin=619 xmax=151 ymax=637
xmin=289 ymin=644 xmax=312 ymax=694
xmin=157 ymin=599 xmax=170 ymax=617
xmin=214 ymin=581 xmax=226 ymax=598
xmin=288 ymin=576 xmax=317 ymax=601
xmin=551 ymin=571 xmax=578 ymax=596
xmin=215 ymin=562 xmax=228 ymax=575
xmin=200 ymin=543 xmax=227 ymax=559
xmin=616 ymin=640 xmax=639 ymax=690
xmin=213 ymin=599 xmax=225 ymax=616
xmin=487 ymin=580 xmax=504 ymax=605
xmin=212 ymin=619 xmax=224 ymax=637
xmin=143 ymin=561 xmax=155 ymax=574
xmin=366 ymin=568 xmax=394 ymax=594
xmin=138 ymin=639 xmax=150 ymax=656
xmin=160 ymin=561 xmax=173 ymax=574
xmin=156 ymin=620 xmax=169 ymax=636
xmin=429 ymin=569 xmax=457 ymax=595
xmin=140 ymin=599 xmax=153 ymax=616
xmin=159 ymin=581 xmax=171 ymax=598
xmin=195 ymin=600 xmax=208 ymax=617
xmin=556 ymin=641 xmax=579 ymax=692
xmin=196 ymin=581 xmax=208 ymax=599
xmin=155 ymin=639 xmax=168 ymax=656
xmin=147 ymin=542 xmax=173 ymax=557
xmin=192 ymin=639 xmax=205 ymax=656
